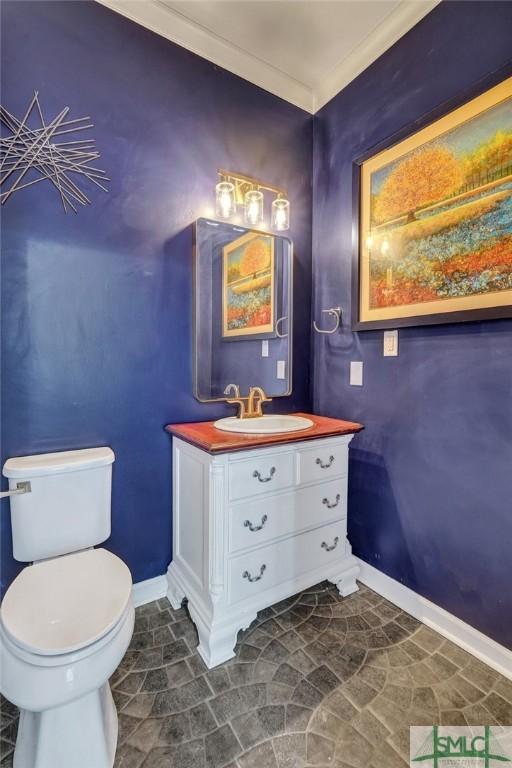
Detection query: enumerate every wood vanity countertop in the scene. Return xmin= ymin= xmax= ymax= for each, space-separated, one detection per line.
xmin=165 ymin=412 xmax=364 ymax=455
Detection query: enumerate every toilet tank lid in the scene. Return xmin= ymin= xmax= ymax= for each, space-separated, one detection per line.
xmin=3 ymin=447 xmax=115 ymax=479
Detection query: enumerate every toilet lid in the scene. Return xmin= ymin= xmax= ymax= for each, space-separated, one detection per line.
xmin=0 ymin=549 xmax=132 ymax=655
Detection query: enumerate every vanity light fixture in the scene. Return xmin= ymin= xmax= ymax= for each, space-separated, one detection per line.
xmin=215 ymin=181 xmax=236 ymax=219
xmin=216 ymin=169 xmax=290 ymax=231
xmin=244 ymin=189 xmax=264 ymax=226
xmin=271 ymin=196 xmax=290 ymax=231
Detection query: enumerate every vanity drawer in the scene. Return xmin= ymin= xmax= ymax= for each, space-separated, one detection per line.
xmin=228 ymin=451 xmax=295 ymax=501
xmin=228 ymin=521 xmax=346 ymax=605
xmin=298 ymin=443 xmax=348 ymax=485
xmin=229 ymin=479 xmax=347 ymax=553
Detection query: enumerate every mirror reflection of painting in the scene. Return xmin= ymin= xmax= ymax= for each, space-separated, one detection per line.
xmin=194 ymin=219 xmax=292 ymax=401
xmin=223 ymin=232 xmax=275 ymax=338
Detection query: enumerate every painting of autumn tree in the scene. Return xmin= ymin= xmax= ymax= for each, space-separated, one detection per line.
xmin=358 ymin=78 xmax=512 ymax=327
xmin=373 ymin=146 xmax=463 ymax=224
xmin=223 ymin=233 xmax=275 ymax=338
xmin=239 ymin=239 xmax=271 ymax=277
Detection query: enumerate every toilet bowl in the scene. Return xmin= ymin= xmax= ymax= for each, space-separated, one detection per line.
xmin=0 ymin=548 xmax=134 ymax=768
xmin=0 ymin=447 xmax=134 ymax=768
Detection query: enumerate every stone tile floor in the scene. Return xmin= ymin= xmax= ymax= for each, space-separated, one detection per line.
xmin=1 ymin=581 xmax=511 ymax=767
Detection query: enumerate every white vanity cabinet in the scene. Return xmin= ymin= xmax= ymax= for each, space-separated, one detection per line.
xmin=166 ymin=426 xmax=361 ymax=668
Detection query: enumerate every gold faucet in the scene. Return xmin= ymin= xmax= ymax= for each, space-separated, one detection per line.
xmin=226 ymin=386 xmax=272 ymax=419
xmin=247 ymin=386 xmax=272 ymax=417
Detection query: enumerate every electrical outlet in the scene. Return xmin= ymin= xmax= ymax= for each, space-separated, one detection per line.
xmin=277 ymin=360 xmax=286 ymax=379
xmin=383 ymin=330 xmax=398 ymax=357
xmin=261 ymin=340 xmax=269 ymax=357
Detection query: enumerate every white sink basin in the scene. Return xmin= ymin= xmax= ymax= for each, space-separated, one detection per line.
xmin=214 ymin=415 xmax=314 ymax=434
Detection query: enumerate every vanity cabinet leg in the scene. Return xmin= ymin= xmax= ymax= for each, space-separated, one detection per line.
xmin=196 ymin=623 xmax=238 ymax=669
xmin=191 ymin=609 xmax=258 ymax=670
xmin=333 ymin=570 xmax=359 ymax=598
xmin=329 ymin=549 xmax=361 ymax=598
xmin=167 ymin=565 xmax=186 ymax=610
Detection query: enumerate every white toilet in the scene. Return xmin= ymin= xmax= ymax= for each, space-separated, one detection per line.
xmin=0 ymin=447 xmax=135 ymax=768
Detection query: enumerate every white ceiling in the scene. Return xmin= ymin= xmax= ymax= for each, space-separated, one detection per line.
xmin=163 ymin=1 xmax=401 ymax=88
xmin=96 ymin=0 xmax=439 ymax=112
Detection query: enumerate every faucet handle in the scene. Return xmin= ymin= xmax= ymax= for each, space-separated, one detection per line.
xmin=224 ymin=383 xmax=241 ymax=398
xmin=247 ymin=386 xmax=272 ymax=418
xmin=226 ymin=397 xmax=248 ymax=419
xmin=250 ymin=386 xmax=272 ymax=403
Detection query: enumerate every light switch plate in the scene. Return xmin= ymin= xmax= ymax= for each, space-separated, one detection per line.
xmin=350 ymin=361 xmax=363 ymax=386
xmin=261 ymin=340 xmax=269 ymax=357
xmin=383 ymin=330 xmax=399 ymax=357
xmin=277 ymin=360 xmax=286 ymax=379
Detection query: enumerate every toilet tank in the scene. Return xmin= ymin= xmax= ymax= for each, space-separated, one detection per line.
xmin=3 ymin=447 xmax=115 ymax=562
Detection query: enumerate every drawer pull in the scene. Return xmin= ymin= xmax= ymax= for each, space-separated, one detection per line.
xmin=253 ymin=467 xmax=276 ymax=483
xmin=322 ymin=494 xmax=341 ymax=509
xmin=244 ymin=514 xmax=268 ymax=532
xmin=242 ymin=564 xmax=267 ymax=582
xmin=321 ymin=536 xmax=339 ymax=552
xmin=316 ymin=455 xmax=334 ymax=469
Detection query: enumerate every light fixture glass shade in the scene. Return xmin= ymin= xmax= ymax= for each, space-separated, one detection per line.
xmin=271 ymin=197 xmax=290 ymax=231
xmin=244 ymin=189 xmax=264 ymax=227
xmin=216 ymin=181 xmax=235 ymax=219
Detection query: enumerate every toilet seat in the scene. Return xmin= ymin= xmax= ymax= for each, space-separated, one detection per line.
xmin=0 ymin=548 xmax=132 ymax=656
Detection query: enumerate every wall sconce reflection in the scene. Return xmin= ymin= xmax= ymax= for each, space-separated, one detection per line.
xmin=380 ymin=237 xmax=390 ymax=255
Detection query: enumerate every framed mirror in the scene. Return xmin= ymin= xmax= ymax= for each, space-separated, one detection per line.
xmin=193 ymin=218 xmax=293 ymax=402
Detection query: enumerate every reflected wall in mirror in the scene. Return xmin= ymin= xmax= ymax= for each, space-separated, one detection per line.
xmin=194 ymin=218 xmax=293 ymax=401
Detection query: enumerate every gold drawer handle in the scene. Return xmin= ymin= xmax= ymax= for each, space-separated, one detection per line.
xmin=321 ymin=536 xmax=339 ymax=552
xmin=316 ymin=455 xmax=334 ymax=469
xmin=243 ymin=514 xmax=268 ymax=532
xmin=322 ymin=494 xmax=340 ymax=509
xmin=242 ymin=564 xmax=266 ymax=582
xmin=253 ymin=467 xmax=276 ymax=483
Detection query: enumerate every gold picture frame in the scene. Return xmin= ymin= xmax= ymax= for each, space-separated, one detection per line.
xmin=354 ymin=76 xmax=512 ymax=329
xmin=222 ymin=231 xmax=275 ymax=339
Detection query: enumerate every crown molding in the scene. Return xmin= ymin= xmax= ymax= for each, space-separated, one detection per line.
xmin=96 ymin=0 xmax=315 ymax=112
xmin=313 ymin=0 xmax=440 ymax=111
xmin=96 ymin=0 xmax=440 ymax=115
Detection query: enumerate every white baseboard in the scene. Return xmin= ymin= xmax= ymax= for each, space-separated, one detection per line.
xmin=356 ymin=558 xmax=512 ymax=682
xmin=132 ymin=575 xmax=168 ymax=608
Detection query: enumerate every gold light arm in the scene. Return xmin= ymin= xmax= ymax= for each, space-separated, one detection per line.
xmin=217 ymin=169 xmax=286 ymax=207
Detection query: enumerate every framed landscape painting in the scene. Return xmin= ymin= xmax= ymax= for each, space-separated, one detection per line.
xmin=222 ymin=231 xmax=275 ymax=339
xmin=353 ymin=76 xmax=512 ymax=329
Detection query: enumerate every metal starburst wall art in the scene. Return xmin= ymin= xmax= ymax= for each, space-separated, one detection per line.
xmin=0 ymin=91 xmax=109 ymax=213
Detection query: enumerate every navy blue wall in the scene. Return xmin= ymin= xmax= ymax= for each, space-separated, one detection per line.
xmin=2 ymin=0 xmax=510 ymax=649
xmin=0 ymin=1 xmax=312 ymax=593
xmin=312 ymin=1 xmax=512 ymax=648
